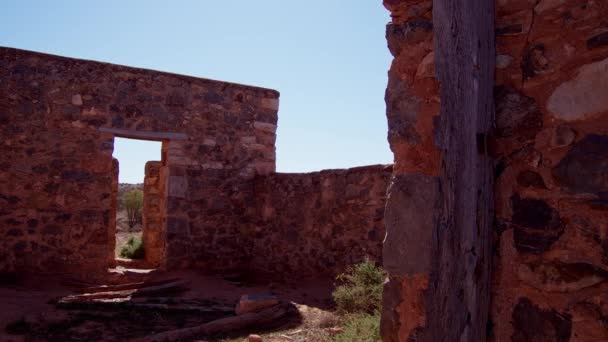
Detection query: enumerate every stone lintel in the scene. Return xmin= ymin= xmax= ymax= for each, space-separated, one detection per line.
xmin=99 ymin=127 xmax=188 ymax=141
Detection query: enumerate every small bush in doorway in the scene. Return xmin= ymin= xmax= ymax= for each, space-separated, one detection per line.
xmin=119 ymin=236 xmax=145 ymax=259
xmin=123 ymin=189 xmax=143 ymax=229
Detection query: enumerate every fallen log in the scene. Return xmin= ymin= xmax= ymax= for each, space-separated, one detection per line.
xmin=129 ymin=297 xmax=226 ymax=305
xmin=58 ymin=280 xmax=189 ymax=303
xmin=57 ymin=299 xmax=234 ymax=314
xmin=133 ymin=303 xmax=289 ymax=342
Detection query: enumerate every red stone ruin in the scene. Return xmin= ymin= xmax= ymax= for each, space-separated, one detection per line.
xmin=2 ymin=0 xmax=608 ymax=339
xmin=381 ymin=0 xmax=608 ymax=341
xmin=0 ymin=47 xmax=390 ymax=279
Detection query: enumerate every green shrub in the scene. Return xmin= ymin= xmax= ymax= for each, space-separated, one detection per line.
xmin=123 ymin=189 xmax=143 ymax=229
xmin=332 ymin=260 xmax=386 ymax=314
xmin=333 ymin=312 xmax=381 ymax=342
xmin=331 ymin=260 xmax=385 ymax=342
xmin=119 ymin=236 xmax=144 ymax=259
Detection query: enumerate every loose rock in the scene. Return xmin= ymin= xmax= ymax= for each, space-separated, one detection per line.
xmin=248 ymin=334 xmax=263 ymax=342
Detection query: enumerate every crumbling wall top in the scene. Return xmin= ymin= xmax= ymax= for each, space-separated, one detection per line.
xmin=0 ymin=46 xmax=280 ymax=98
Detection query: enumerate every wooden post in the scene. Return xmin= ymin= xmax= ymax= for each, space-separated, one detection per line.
xmin=429 ymin=0 xmax=495 ymax=340
xmin=380 ymin=0 xmax=495 ymax=340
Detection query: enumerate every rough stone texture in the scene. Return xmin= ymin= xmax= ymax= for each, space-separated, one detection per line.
xmin=109 ymin=158 xmax=119 ymax=265
xmin=246 ymin=165 xmax=392 ymax=277
xmin=382 ymin=173 xmax=437 ymax=276
xmin=0 ymin=46 xmax=393 ymax=279
xmin=511 ymin=195 xmax=564 ymax=254
xmin=511 ymin=297 xmax=572 ymax=342
xmin=494 ymin=85 xmax=542 ymax=140
xmin=382 ymin=0 xmax=496 ymax=339
xmin=380 ymin=1 xmax=441 ymax=339
xmin=552 ymin=134 xmax=608 ymax=194
xmin=492 ymin=0 xmax=608 ymax=340
xmin=547 ymin=57 xmax=608 ymax=122
xmin=0 ymin=47 xmax=279 ymax=275
xmin=142 ymin=161 xmax=164 ymax=267
xmin=382 ymin=0 xmax=608 ymax=341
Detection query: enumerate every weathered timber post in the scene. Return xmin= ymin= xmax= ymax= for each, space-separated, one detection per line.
xmin=381 ymin=0 xmax=495 ymax=340
xmin=430 ymin=0 xmax=495 ymax=339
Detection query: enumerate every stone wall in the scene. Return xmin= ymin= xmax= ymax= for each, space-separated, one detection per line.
xmin=0 ymin=46 xmax=392 ymax=279
xmin=492 ymin=1 xmax=608 ymax=340
xmin=0 ymin=47 xmax=279 ymax=275
xmin=247 ymin=165 xmax=392 ymax=277
xmin=142 ymin=161 xmax=164 ymax=267
xmin=381 ymin=0 xmax=608 ymax=341
xmin=380 ymin=1 xmax=442 ymax=340
xmin=109 ymin=158 xmax=119 ymax=266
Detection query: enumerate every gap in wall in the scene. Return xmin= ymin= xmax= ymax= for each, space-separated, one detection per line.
xmin=111 ymin=137 xmax=162 ymax=262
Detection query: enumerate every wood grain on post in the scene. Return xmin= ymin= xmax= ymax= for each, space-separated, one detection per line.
xmin=429 ymin=0 xmax=495 ymax=340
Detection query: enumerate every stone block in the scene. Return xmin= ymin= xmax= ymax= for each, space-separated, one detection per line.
xmin=494 ymin=85 xmax=542 ymax=139
xmin=240 ymin=136 xmax=257 ymax=144
xmin=202 ymin=138 xmax=216 ymax=146
xmin=547 ymin=57 xmax=608 ymax=121
xmin=261 ymin=97 xmax=279 ymax=111
xmin=552 ymin=135 xmax=608 ymax=194
xmin=496 ymin=54 xmax=513 ymax=69
xmin=512 ymin=298 xmax=572 ymax=341
xmin=252 ymin=161 xmax=275 ymax=175
xmin=71 ymin=94 xmax=83 ymax=106
xmin=383 ymin=173 xmax=437 ymax=276
xmin=168 ymin=176 xmax=187 ymax=198
xmin=551 ymin=126 xmax=576 ymax=148
xmin=145 ymin=176 xmax=158 ymax=185
xmin=253 ymin=121 xmax=277 ymax=133
xmin=201 ymin=162 xmax=224 ymax=170
xmin=244 ymin=143 xmax=267 ymax=151
xmin=386 ymin=19 xmax=433 ymax=57
xmin=415 ymin=51 xmax=435 ymax=78
xmin=534 ymin=0 xmax=567 ymax=13
xmin=168 ymin=155 xmax=190 ymax=165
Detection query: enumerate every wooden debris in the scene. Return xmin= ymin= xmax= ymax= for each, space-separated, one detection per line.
xmin=77 ymin=278 xmax=181 ymax=294
xmin=236 ymin=294 xmax=280 ymax=315
xmin=58 ymin=294 xmax=233 ymax=310
xmin=58 ymin=279 xmax=189 ymax=304
xmin=285 ymin=329 xmax=304 ymax=335
xmin=134 ymin=303 xmax=289 ymax=342
xmin=57 ymin=299 xmax=234 ymax=314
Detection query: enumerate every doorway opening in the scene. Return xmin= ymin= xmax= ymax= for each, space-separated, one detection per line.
xmin=111 ymin=137 xmax=162 ymax=265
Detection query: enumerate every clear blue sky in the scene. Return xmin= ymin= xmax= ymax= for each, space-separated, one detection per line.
xmin=1 ymin=1 xmax=393 ymax=183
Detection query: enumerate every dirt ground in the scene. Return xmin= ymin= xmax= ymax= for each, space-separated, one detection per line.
xmin=0 ymin=269 xmax=337 ymax=342
xmin=115 ymin=209 xmax=142 ymax=258
xmin=2 ymin=205 xmax=338 ymax=341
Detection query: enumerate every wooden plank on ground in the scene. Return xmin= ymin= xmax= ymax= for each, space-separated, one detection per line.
xmin=133 ymin=304 xmax=289 ymax=342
